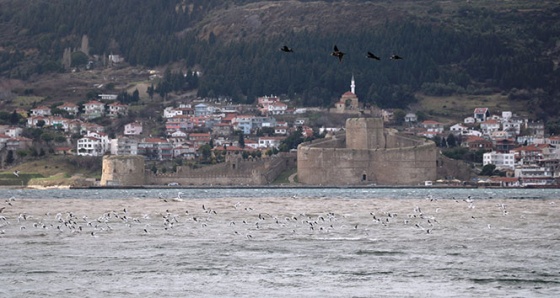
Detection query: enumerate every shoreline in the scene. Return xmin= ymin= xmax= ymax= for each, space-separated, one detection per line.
xmin=1 ymin=184 xmax=557 ymax=190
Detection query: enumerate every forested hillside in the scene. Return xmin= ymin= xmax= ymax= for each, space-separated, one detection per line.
xmin=0 ymin=0 xmax=559 ymax=119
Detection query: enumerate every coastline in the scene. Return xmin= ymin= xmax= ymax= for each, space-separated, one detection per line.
xmin=1 ymin=183 xmax=557 ymax=190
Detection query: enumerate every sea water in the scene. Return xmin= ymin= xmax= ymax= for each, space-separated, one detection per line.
xmin=0 ymin=188 xmax=559 ymax=297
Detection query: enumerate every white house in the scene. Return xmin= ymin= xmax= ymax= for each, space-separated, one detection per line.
xmin=77 ymin=136 xmax=104 ymax=156
xmin=108 ymin=102 xmax=129 ymax=117
xmin=421 ymin=120 xmax=444 ymax=133
xmin=464 ymin=116 xmax=476 ymax=124
xmin=99 ymin=94 xmax=118 ymax=101
xmin=83 ymin=100 xmax=105 ymax=119
xmin=474 ymin=107 xmax=490 ymax=122
xmin=110 ymin=137 xmax=138 ymax=155
xmin=258 ymin=136 xmax=283 ymax=149
xmin=483 ymin=151 xmax=516 ymax=170
xmin=30 ymin=106 xmax=51 ymax=117
xmin=502 ymin=117 xmax=523 ymax=135
xmin=514 ymin=165 xmax=556 ymax=186
xmin=263 ymin=102 xmax=288 ymax=115
xmin=501 ymin=111 xmax=512 ymax=121
xmin=404 ymin=113 xmax=417 ymax=123
xmin=0 ymin=125 xmax=22 ymax=138
xmin=124 ymin=122 xmax=143 ymax=136
xmin=480 ymin=119 xmax=500 ymax=135
xmin=449 ymin=123 xmax=468 ymax=135
xmin=58 ymin=102 xmax=79 ymax=115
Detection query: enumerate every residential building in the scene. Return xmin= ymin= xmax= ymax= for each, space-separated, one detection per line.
xmin=474 ymin=107 xmax=489 ymax=122
xmin=233 ymin=115 xmax=254 ymax=135
xmin=483 ymin=151 xmax=515 ymax=170
xmin=526 ymin=120 xmax=545 ymax=137
xmin=30 ymin=106 xmax=51 ymax=117
xmin=257 ymin=95 xmax=280 ymax=107
xmin=108 ymin=102 xmax=129 ymax=117
xmin=188 ymin=133 xmax=211 ymax=147
xmin=212 ymin=123 xmax=232 ymax=137
xmin=464 ymin=116 xmax=476 ymax=124
xmin=110 ymin=137 xmax=139 ymax=156
xmin=502 ymin=116 xmax=523 ymax=135
xmin=26 ymin=116 xmax=48 ymax=128
xmin=194 ymin=103 xmax=211 ymax=117
xmin=494 ymin=139 xmax=517 ymax=153
xmin=514 ymin=165 xmax=556 ymax=186
xmin=163 ymin=106 xmax=194 ymax=118
xmin=258 ymin=136 xmax=283 ymax=149
xmin=462 ymin=136 xmax=493 ymax=151
xmin=480 ymin=119 xmax=500 ymax=135
xmin=404 ymin=113 xmax=418 ymax=123
xmin=98 ymin=94 xmax=118 ymax=101
xmin=77 ymin=136 xmax=104 ymax=156
xmin=262 ymin=101 xmax=288 ymax=115
xmin=124 ymin=122 xmax=143 ymax=136
xmin=166 ymin=116 xmax=194 ymax=134
xmin=83 ymin=100 xmax=105 ymax=119
xmin=420 ymin=120 xmax=444 ymax=134
xmin=173 ymin=145 xmax=196 ymax=159
xmin=58 ymin=102 xmax=79 ymax=115
xmin=511 ymin=145 xmax=543 ymax=165
xmin=138 ymin=138 xmax=173 ymax=160
xmin=449 ymin=123 xmax=468 ymax=136
xmin=0 ymin=126 xmax=23 ymax=138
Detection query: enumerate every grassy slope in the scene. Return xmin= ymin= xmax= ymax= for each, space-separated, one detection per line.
xmin=0 ymin=156 xmax=101 ymax=187
xmin=414 ymin=93 xmax=531 ymax=125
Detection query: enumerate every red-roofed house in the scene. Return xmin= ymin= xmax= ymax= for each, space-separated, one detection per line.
xmin=189 ymin=133 xmax=211 ymax=147
xmin=420 ymin=120 xmax=444 ymax=133
xmin=83 ymin=100 xmax=105 ymax=119
xmin=58 ymin=102 xmax=79 ymax=115
xmin=480 ymin=119 xmax=500 ymax=135
xmin=510 ymin=144 xmax=543 ymax=164
xmin=474 ymin=107 xmax=490 ymax=122
xmin=462 ymin=136 xmax=493 ymax=151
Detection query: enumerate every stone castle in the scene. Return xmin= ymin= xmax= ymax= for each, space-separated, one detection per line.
xmin=100 ymin=153 xmax=296 ymax=186
xmin=101 ymin=77 xmax=438 ymax=187
xmin=297 ymin=117 xmax=437 ymax=185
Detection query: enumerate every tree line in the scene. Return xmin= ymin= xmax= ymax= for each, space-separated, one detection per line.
xmin=0 ymin=0 xmax=558 ymax=117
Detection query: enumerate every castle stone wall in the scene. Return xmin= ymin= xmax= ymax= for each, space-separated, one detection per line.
xmin=146 ymin=153 xmax=296 ymax=186
xmin=100 ymin=155 xmax=145 ymax=186
xmin=297 ymin=118 xmax=437 ymax=186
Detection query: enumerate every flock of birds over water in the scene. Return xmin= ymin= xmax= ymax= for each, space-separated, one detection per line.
xmin=280 ymin=44 xmax=403 ymax=62
xmin=0 ymin=193 xmax=537 ymax=241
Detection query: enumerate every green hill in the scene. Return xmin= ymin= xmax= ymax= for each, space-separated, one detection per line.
xmin=0 ymin=0 xmax=559 ymax=121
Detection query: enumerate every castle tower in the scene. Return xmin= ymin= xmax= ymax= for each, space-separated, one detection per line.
xmin=100 ymin=155 xmax=145 ymax=186
xmin=345 ymin=118 xmax=386 ymax=150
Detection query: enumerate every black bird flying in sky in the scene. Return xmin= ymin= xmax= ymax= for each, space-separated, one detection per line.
xmin=390 ymin=54 xmax=403 ymax=60
xmin=331 ymin=45 xmax=344 ymax=62
xmin=366 ymin=51 xmax=381 ymax=60
xmin=280 ymin=45 xmax=294 ymax=53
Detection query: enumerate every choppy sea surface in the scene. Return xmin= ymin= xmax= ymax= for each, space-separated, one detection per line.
xmin=1 ymin=188 xmax=559 ymax=297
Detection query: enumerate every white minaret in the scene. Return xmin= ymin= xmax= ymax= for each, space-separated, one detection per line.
xmin=351 ymin=75 xmax=356 ymax=94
